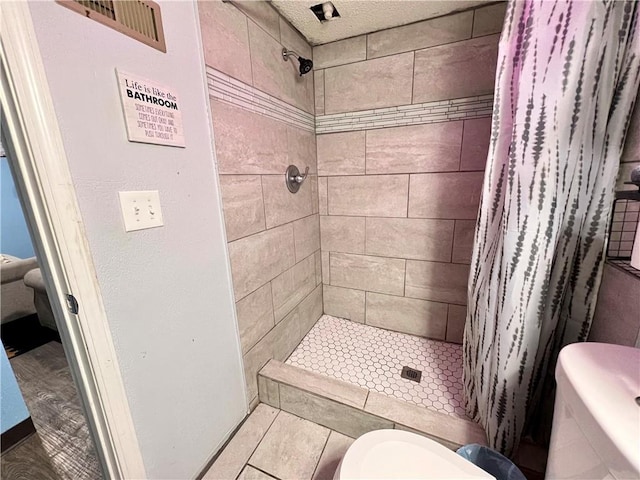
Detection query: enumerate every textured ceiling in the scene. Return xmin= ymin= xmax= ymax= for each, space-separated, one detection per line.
xmin=271 ymin=1 xmax=493 ymax=45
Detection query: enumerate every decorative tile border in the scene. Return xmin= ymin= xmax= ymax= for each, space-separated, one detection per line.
xmin=6 ymin=71 xmax=482 ymax=154
xmin=315 ymin=95 xmax=494 ymax=134
xmin=206 ymin=66 xmax=494 ymax=135
xmin=206 ymin=67 xmax=315 ymax=132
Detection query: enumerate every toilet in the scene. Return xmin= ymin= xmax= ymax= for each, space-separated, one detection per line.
xmin=335 ymin=342 xmax=640 ymax=480
xmin=333 ymin=429 xmax=494 ymax=479
xmin=545 ymin=343 xmax=640 ymax=479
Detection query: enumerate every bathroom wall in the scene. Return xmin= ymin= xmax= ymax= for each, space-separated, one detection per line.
xmin=29 ymin=1 xmax=246 ymax=477
xmin=589 ymin=263 xmax=640 ymax=347
xmin=609 ymin=99 xmax=640 ymax=258
xmin=617 ymin=95 xmax=639 ymax=190
xmin=314 ymin=3 xmax=506 ymax=343
xmin=198 ymin=0 xmax=322 ymax=406
xmin=591 ymin=99 xmax=640 ymax=347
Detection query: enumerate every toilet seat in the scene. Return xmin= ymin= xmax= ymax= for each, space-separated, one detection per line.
xmin=335 ymin=430 xmax=495 ymax=479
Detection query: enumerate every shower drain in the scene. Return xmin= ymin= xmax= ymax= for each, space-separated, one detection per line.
xmin=401 ymin=366 xmax=422 ymax=383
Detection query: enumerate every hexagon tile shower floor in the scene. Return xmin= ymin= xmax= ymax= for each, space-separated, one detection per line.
xmin=287 ymin=315 xmax=467 ymax=418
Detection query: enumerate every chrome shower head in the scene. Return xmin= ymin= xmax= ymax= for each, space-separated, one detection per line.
xmin=282 ymin=48 xmax=314 ymax=76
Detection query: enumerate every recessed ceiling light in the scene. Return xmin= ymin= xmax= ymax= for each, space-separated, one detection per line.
xmin=310 ymin=2 xmax=340 ymax=22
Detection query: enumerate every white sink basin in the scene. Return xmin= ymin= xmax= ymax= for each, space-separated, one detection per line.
xmin=547 ymin=342 xmax=640 ymax=479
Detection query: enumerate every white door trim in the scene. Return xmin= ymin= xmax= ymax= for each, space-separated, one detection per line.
xmin=0 ymin=3 xmax=146 ymax=478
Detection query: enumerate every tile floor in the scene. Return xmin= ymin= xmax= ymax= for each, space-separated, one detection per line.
xmin=204 ymin=404 xmax=547 ymax=480
xmin=203 ymin=404 xmax=353 ymax=480
xmin=287 ymin=315 xmax=467 ymax=418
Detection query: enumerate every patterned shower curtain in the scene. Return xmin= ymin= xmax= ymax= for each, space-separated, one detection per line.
xmin=463 ymin=0 xmax=640 ymax=456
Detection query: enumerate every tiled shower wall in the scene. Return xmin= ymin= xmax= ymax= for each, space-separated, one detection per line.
xmin=315 ymin=3 xmax=507 ymax=343
xmin=609 ymin=100 xmax=640 ymax=256
xmin=589 ymin=262 xmax=640 ymax=348
xmin=617 ymin=97 xmax=640 ymax=191
xmin=198 ymin=0 xmax=322 ymax=406
xmin=591 ymin=99 xmax=640 ymax=347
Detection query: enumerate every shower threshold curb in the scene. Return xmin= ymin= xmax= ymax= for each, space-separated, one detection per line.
xmin=258 ymin=359 xmax=487 ymax=449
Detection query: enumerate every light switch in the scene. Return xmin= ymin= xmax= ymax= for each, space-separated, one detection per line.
xmin=118 ymin=190 xmax=164 ymax=232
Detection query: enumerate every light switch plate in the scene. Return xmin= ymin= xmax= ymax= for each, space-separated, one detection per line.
xmin=118 ymin=190 xmax=164 ymax=232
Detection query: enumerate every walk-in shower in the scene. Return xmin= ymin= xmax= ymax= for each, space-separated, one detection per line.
xmin=288 ymin=315 xmax=467 ymax=418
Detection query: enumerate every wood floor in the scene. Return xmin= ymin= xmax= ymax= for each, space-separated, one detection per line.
xmin=2 ymin=433 xmax=60 ymax=479
xmin=1 ymin=342 xmax=102 ymax=479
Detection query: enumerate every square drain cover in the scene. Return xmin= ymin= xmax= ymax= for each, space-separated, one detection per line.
xmin=401 ymin=366 xmax=422 ymax=383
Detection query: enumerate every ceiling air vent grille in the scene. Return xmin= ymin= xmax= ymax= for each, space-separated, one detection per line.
xmin=57 ymin=0 xmax=166 ymax=52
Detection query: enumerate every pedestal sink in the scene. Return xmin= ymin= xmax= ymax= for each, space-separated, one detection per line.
xmin=546 ymin=342 xmax=640 ymax=479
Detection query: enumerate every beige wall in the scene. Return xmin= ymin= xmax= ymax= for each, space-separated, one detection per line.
xmin=198 ymin=0 xmax=322 ymax=406
xmin=596 ymin=97 xmax=640 ymax=346
xmin=617 ymin=93 xmax=640 ymax=190
xmin=598 ymin=93 xmax=640 ymax=346
xmin=315 ymin=3 xmax=506 ymax=343
xmin=589 ymin=263 xmax=640 ymax=348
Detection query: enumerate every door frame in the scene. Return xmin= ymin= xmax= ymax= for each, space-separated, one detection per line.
xmin=0 ymin=3 xmax=146 ymax=478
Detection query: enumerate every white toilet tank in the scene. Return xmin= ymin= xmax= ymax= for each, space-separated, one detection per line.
xmin=546 ymin=343 xmax=640 ymax=479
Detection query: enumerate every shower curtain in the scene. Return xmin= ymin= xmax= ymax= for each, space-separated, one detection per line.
xmin=463 ymin=0 xmax=640 ymax=456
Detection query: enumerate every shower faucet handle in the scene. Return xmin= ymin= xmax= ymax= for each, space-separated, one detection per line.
xmin=285 ymin=165 xmax=309 ymax=193
xmin=294 ymin=166 xmax=309 ymax=183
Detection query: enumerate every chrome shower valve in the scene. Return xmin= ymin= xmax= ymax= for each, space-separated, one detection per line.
xmin=285 ymin=165 xmax=309 ymax=193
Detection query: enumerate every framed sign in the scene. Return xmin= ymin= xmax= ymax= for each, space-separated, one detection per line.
xmin=116 ymin=69 xmax=185 ymax=147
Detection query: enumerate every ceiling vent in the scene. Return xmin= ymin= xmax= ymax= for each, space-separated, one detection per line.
xmin=310 ymin=2 xmax=340 ymax=22
xmin=57 ymin=0 xmax=166 ymax=52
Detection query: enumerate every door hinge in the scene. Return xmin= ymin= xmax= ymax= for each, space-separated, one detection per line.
xmin=66 ymin=294 xmax=79 ymax=314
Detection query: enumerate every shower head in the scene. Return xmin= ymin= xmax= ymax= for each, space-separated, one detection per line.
xmin=282 ymin=48 xmax=314 ymax=76
xmin=298 ymin=57 xmax=314 ymax=76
